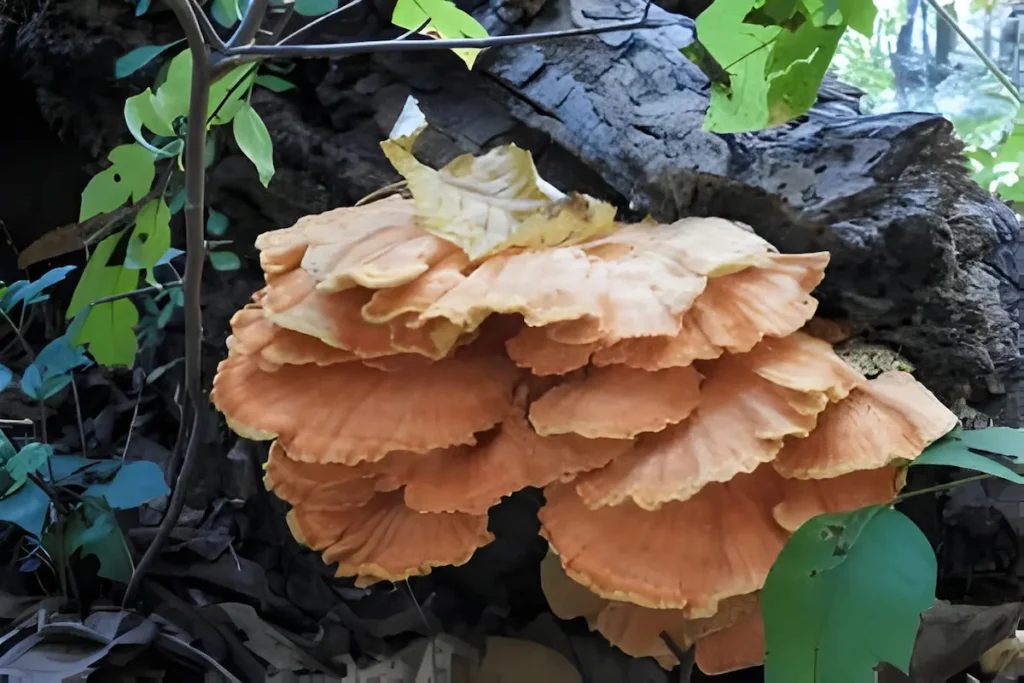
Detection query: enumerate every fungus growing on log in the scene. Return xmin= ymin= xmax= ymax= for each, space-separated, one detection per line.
xmin=211 ymin=126 xmax=959 ymax=673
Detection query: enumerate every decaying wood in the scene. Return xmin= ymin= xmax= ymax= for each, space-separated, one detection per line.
xmin=1 ymin=0 xmax=1019 ymax=411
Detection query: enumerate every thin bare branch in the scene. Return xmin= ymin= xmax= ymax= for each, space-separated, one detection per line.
xmin=228 ymin=0 xmax=270 ymax=47
xmin=189 ymin=0 xmax=228 ymax=51
xmin=277 ymin=0 xmax=362 ymax=45
xmin=221 ymin=15 xmax=671 ymax=60
xmin=124 ymin=0 xmax=211 ymax=609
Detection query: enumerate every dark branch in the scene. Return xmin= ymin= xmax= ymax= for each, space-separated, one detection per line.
xmin=277 ymin=0 xmax=363 ymax=45
xmin=189 ymin=0 xmax=227 ymax=51
xmin=221 ymin=16 xmax=672 ymax=60
xmin=124 ymin=0 xmax=212 ymax=609
xmin=228 ymin=0 xmax=269 ymax=47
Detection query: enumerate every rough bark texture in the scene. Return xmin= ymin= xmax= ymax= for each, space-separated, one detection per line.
xmin=3 ymin=0 xmax=1017 ymax=411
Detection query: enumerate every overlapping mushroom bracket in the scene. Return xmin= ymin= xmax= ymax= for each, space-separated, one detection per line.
xmin=211 ymin=146 xmax=960 ymax=674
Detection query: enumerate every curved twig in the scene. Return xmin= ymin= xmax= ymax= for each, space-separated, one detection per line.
xmin=122 ymin=0 xmax=210 ymax=608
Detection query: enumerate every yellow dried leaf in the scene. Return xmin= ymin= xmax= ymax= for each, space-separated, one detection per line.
xmin=380 ymin=140 xmax=618 ymax=259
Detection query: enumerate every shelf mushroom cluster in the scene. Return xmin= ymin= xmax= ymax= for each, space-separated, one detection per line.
xmin=211 ymin=145 xmax=958 ymax=674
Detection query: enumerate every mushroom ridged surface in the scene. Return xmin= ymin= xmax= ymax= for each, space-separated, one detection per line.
xmin=212 ymin=141 xmax=959 ymax=673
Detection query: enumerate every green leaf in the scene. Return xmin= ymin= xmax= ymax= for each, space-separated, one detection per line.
xmin=392 ymin=0 xmax=488 ymax=68
xmin=255 ymin=74 xmax=297 ymax=92
xmin=209 ymin=65 xmax=258 ymax=126
xmin=295 ymin=0 xmax=339 ymax=16
xmin=125 ymin=90 xmax=182 ymax=158
xmin=126 ymin=199 xmax=172 ymax=270
xmin=66 ymin=231 xmax=140 ymax=368
xmin=20 ymin=320 xmax=92 ymax=401
xmin=63 ymin=500 xmax=134 ymax=582
xmin=763 ymin=506 xmax=936 ymax=683
xmin=693 ymin=0 xmax=779 ymax=133
xmin=114 ymin=39 xmax=185 ymax=79
xmin=0 ymin=482 xmax=50 ymax=537
xmin=0 ymin=431 xmax=15 ymax=465
xmin=4 ymin=443 xmax=52 ymax=496
xmin=84 ymin=461 xmax=169 ymax=509
xmin=135 ymin=0 xmax=152 ymax=15
xmin=837 ymin=0 xmax=876 ymax=37
xmin=0 ymin=365 xmax=10 ymax=393
xmin=168 ymin=189 xmax=186 ymax=215
xmin=690 ymin=0 xmax=853 ymax=133
xmin=79 ymin=144 xmax=156 ymax=222
xmin=765 ymin=18 xmax=845 ymax=126
xmin=233 ymin=103 xmax=275 ymax=186
xmin=209 ymin=250 xmax=242 ymax=271
xmin=911 ymin=426 xmax=1024 ymax=483
xmin=207 ymin=210 xmax=229 ymax=236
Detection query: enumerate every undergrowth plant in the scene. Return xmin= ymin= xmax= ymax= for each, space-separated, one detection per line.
xmin=0 ymin=268 xmax=169 ymax=598
xmin=9 ymin=0 xmax=1024 ymax=680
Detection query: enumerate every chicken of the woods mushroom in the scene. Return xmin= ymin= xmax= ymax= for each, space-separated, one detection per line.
xmin=211 ymin=133 xmax=959 ymax=675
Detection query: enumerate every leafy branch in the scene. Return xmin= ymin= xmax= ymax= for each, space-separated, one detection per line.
xmin=106 ymin=0 xmax=662 ymax=607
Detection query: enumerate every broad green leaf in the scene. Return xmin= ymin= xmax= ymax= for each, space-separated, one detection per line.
xmin=837 ymin=0 xmax=876 ymax=36
xmin=295 ymin=0 xmax=339 ymax=16
xmin=126 ymin=199 xmax=172 ymax=270
xmin=209 ymin=250 xmax=241 ymax=271
xmin=694 ymin=0 xmax=779 ymax=133
xmin=209 ymin=65 xmax=258 ymax=126
xmin=63 ymin=500 xmax=133 ymax=582
xmin=79 ymin=144 xmax=156 ymax=222
xmin=957 ymin=426 xmax=1024 ymax=458
xmin=84 ymin=461 xmax=169 ymax=509
xmin=381 ymin=138 xmax=616 ymax=259
xmin=744 ymin=0 xmax=798 ymax=25
xmin=0 ymin=482 xmax=50 ymax=537
xmin=0 ymin=431 xmax=15 ymax=465
xmin=0 ymin=265 xmax=75 ymax=312
xmin=763 ymin=506 xmax=936 ymax=683
xmin=765 ymin=18 xmax=845 ymax=126
xmin=66 ymin=231 xmax=140 ymax=367
xmin=911 ymin=426 xmax=1024 ymax=483
xmin=0 ymin=365 xmax=10 ymax=393
xmin=4 ymin=443 xmax=52 ymax=496
xmin=125 ymin=90 xmax=181 ymax=158
xmin=255 ymin=74 xmax=297 ymax=92
xmin=207 ymin=210 xmax=229 ymax=236
xmin=234 ymin=103 xmax=275 ymax=186
xmin=691 ymin=0 xmax=856 ymax=132
xmin=392 ymin=0 xmax=488 ymax=68
xmin=114 ymin=39 xmax=185 ymax=79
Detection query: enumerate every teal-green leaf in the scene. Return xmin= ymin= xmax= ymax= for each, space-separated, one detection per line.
xmin=911 ymin=427 xmax=1024 ymax=483
xmin=63 ymin=500 xmax=134 ymax=582
xmin=763 ymin=506 xmax=936 ymax=683
xmin=255 ymin=74 xmax=297 ymax=92
xmin=4 ymin=443 xmax=52 ymax=496
xmin=114 ymin=39 xmax=186 ymax=79
xmin=209 ymin=250 xmax=241 ymax=271
xmin=126 ymin=199 xmax=172 ymax=270
xmin=79 ymin=144 xmax=156 ymax=222
xmin=207 ymin=209 xmax=229 ymax=236
xmin=208 ymin=65 xmax=258 ymax=126
xmin=212 ymin=0 xmax=242 ymax=26
xmin=84 ymin=461 xmax=169 ymax=509
xmin=295 ymin=0 xmax=339 ymax=16
xmin=0 ymin=365 xmax=10 ymax=393
xmin=0 ymin=482 xmax=50 ymax=537
xmin=233 ymin=103 xmax=275 ymax=186
xmin=66 ymin=231 xmax=141 ymax=368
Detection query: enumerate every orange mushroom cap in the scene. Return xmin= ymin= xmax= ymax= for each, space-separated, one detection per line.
xmin=540 ymin=465 xmax=789 ymax=611
xmin=211 ymin=350 xmax=519 ymax=464
xmin=287 ymin=490 xmax=493 ymax=580
xmin=773 ymin=370 xmax=958 ymax=479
